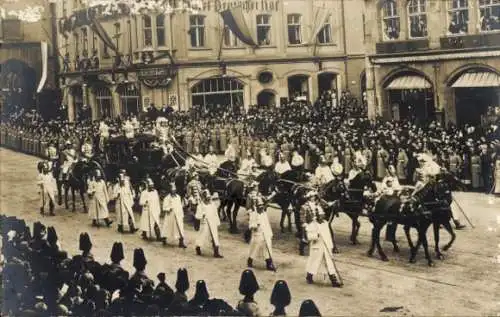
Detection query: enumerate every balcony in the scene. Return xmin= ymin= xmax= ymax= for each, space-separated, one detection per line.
xmin=376 ymin=39 xmax=429 ymax=54
xmin=440 ymin=33 xmax=500 ymax=50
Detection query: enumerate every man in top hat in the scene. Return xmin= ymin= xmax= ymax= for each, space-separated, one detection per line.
xmin=139 ymin=178 xmax=162 ymax=241
xmin=270 ymin=280 xmax=291 ymax=316
xmin=247 ymin=194 xmax=276 ymax=271
xmin=195 ymin=189 xmax=223 ymax=258
xmin=162 ymin=183 xmax=187 ymax=248
xmin=304 ymin=207 xmax=343 ymax=287
xmin=112 ymin=170 xmax=137 ymax=233
xmin=87 ymin=169 xmax=112 ymax=227
xmin=37 ymin=161 xmax=57 ymax=216
xmin=274 ymin=152 xmax=291 ymax=175
xmin=314 ymin=155 xmax=334 ymax=186
xmin=61 ymin=140 xmax=77 ymax=182
xmin=236 ymin=269 xmax=261 ymax=317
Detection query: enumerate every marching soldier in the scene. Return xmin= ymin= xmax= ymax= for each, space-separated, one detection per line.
xmin=304 ymin=208 xmax=343 ymax=287
xmin=161 ymin=183 xmax=187 ymax=248
xmin=37 ymin=161 xmax=57 ymax=216
xmin=139 ymin=178 xmax=162 ymax=241
xmin=247 ymin=194 xmax=276 ymax=271
xmin=87 ymin=169 xmax=113 ymax=227
xmin=113 ymin=170 xmax=137 ymax=233
xmin=195 ymin=189 xmax=223 ymax=258
xmin=186 ymin=172 xmax=203 ymax=215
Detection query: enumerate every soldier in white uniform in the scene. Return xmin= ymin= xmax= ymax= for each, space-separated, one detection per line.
xmin=161 ymin=183 xmax=187 ymax=248
xmin=204 ymin=146 xmax=219 ymax=176
xmin=37 ymin=161 xmax=57 ymax=216
xmin=274 ymin=152 xmax=291 ymax=175
xmin=195 ymin=189 xmax=223 ymax=258
xmin=112 ymin=169 xmax=137 ymax=233
xmin=61 ymin=141 xmax=77 ymax=182
xmin=314 ymin=156 xmax=334 ymax=186
xmin=123 ymin=119 xmax=135 ymax=139
xmin=247 ymin=195 xmax=276 ymax=271
xmin=139 ymin=178 xmax=162 ymax=241
xmin=99 ymin=120 xmax=110 ymax=150
xmin=87 ymin=169 xmax=112 ymax=227
xmin=304 ymin=208 xmax=343 ymax=287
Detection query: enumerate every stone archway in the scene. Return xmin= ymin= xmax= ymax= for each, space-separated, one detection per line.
xmin=257 ymin=89 xmax=277 ymax=108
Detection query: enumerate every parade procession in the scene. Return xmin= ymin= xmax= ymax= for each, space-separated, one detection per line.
xmin=1 ymin=0 xmax=500 ymax=315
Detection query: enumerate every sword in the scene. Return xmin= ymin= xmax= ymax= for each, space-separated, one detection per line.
xmin=319 ymin=227 xmax=344 ymax=285
xmin=451 ymin=195 xmax=474 ymax=228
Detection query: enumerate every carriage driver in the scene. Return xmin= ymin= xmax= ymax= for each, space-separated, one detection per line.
xmin=61 ymin=140 xmax=77 ymax=182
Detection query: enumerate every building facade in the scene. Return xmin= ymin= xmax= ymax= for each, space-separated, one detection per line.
xmin=56 ymin=0 xmax=367 ymax=121
xmin=0 ymin=0 xmax=59 ymax=117
xmin=364 ymin=0 xmax=500 ymax=126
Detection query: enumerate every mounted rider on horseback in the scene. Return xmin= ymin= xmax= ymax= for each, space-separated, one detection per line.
xmin=61 ymin=140 xmax=78 ymax=183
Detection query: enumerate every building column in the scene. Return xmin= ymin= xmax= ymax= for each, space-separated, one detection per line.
xmin=111 ymin=85 xmax=121 ymax=118
xmin=365 ymin=57 xmax=377 ymax=120
xmin=87 ymin=85 xmax=98 ymax=120
xmin=468 ymin=1 xmax=478 ymax=34
xmin=310 ymin=73 xmax=318 ymax=103
xmin=67 ymin=90 xmax=75 ymax=122
xmin=244 ymin=82 xmax=251 ymax=111
xmin=373 ymin=65 xmax=383 ymax=118
xmin=433 ymin=64 xmax=444 ymax=125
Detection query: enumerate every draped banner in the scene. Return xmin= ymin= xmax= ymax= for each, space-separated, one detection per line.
xmin=306 ymin=7 xmax=332 ymax=45
xmin=220 ymin=7 xmax=258 ymax=47
xmin=89 ymin=15 xmax=118 ymax=52
xmin=36 ymin=41 xmax=48 ymax=93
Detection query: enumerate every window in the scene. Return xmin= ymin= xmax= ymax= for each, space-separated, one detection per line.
xmin=74 ymin=33 xmax=79 ymax=55
xmin=190 ymin=15 xmax=205 ymax=47
xmin=81 ymin=28 xmax=87 ymax=52
xmin=223 ymin=25 xmax=239 ymax=47
xmin=287 ymin=14 xmax=302 ymax=44
xmin=143 ymin=16 xmax=152 ymax=46
xmin=156 ymin=14 xmax=166 ymax=46
xmin=383 ymin=0 xmax=400 ymax=40
xmin=317 ymin=15 xmax=332 ymax=44
xmin=448 ymin=0 xmax=468 ymax=34
xmin=114 ymin=23 xmax=120 ymax=51
xmin=256 ymin=14 xmax=272 ymax=45
xmin=408 ymin=0 xmax=427 ymax=38
xmin=479 ymin=0 xmax=500 ymax=31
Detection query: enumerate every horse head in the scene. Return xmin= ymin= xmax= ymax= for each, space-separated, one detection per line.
xmin=350 ymin=170 xmax=377 ymax=192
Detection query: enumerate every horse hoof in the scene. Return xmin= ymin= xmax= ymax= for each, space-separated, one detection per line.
xmin=381 ymin=256 xmax=389 ymax=262
xmin=393 ymin=246 xmax=400 ymax=253
xmin=428 ymin=261 xmax=435 ymax=267
xmin=442 ymin=245 xmax=451 ymax=251
xmin=436 ymin=254 xmax=445 ymax=260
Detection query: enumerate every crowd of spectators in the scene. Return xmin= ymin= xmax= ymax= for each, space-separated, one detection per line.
xmin=1 ymin=215 xmax=323 ymax=316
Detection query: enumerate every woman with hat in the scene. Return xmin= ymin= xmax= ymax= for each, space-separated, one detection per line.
xmin=87 ymin=169 xmax=112 ymax=227
xmin=195 ymin=189 xmax=223 ymax=258
xmin=139 ymin=178 xmax=162 ymax=241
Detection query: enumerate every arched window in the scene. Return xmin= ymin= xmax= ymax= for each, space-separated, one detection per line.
xmin=94 ymin=86 xmax=112 ymax=119
xmin=118 ymin=84 xmax=141 ymax=115
xmin=479 ymin=0 xmax=500 ymax=31
xmin=448 ymin=0 xmax=468 ymax=34
xmin=408 ymin=0 xmax=427 ymax=38
xmin=382 ymin=0 xmax=400 ymax=40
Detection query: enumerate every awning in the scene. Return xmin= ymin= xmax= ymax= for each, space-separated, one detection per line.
xmin=451 ymin=72 xmax=500 ymax=88
xmin=385 ymin=76 xmax=432 ymax=90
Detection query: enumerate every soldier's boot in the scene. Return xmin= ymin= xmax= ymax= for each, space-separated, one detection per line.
xmin=299 ymin=242 xmax=306 ymax=256
xmin=130 ymin=223 xmax=138 ymax=233
xmin=117 ymin=225 xmax=124 ymax=233
xmin=178 ymin=238 xmax=187 ymax=249
xmin=214 ymin=246 xmax=224 ymax=258
xmin=243 ymin=229 xmax=252 ymax=244
xmin=92 ymin=220 xmax=98 ymax=227
xmin=265 ymin=258 xmax=276 ymax=272
xmin=40 ymin=207 xmax=45 ymax=215
xmin=141 ymin=231 xmax=148 ymax=240
xmin=306 ymin=273 xmax=314 ymax=284
xmin=453 ymin=219 xmax=466 ymax=230
xmin=162 ymin=237 xmax=167 ymax=246
xmin=49 ymin=201 xmax=55 ymax=216
xmin=104 ymin=218 xmax=113 ymax=227
xmin=154 ymin=225 xmax=162 ymax=241
xmin=329 ymin=274 xmax=343 ymax=288
xmin=247 ymin=257 xmax=253 ymax=268
xmin=195 ymin=246 xmax=202 ymax=256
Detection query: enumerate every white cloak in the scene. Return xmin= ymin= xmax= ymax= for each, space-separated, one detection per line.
xmin=139 ymin=189 xmax=162 ymax=238
xmin=195 ymin=201 xmax=221 ymax=247
xmin=87 ymin=180 xmax=110 ymax=220
xmin=248 ymin=211 xmax=273 ymax=259
xmin=162 ymin=194 xmax=185 ymax=242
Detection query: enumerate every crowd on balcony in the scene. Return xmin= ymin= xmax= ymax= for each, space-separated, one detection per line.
xmin=1 ymin=215 xmax=324 ymax=316
xmin=1 ymin=90 xmax=499 ymax=194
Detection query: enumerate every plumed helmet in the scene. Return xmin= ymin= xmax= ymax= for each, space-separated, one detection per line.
xmin=79 ymin=233 xmax=92 ymax=252
xmin=238 ymin=269 xmax=259 ymax=296
xmin=47 ymin=226 xmax=58 ymax=245
xmin=192 ymin=280 xmax=210 ymax=303
xmin=33 ymin=221 xmax=46 ymax=239
xmin=175 ymin=268 xmax=190 ymax=293
xmin=299 ymin=299 xmax=321 ymax=317
xmin=331 ymin=162 xmax=343 ymax=176
xmin=110 ymin=242 xmax=124 ymax=264
xmin=133 ymin=248 xmax=147 ymax=271
xmin=270 ymin=280 xmax=291 ymax=307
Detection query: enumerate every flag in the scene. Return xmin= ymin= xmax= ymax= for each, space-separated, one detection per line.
xmin=220 ymin=7 xmax=257 ymax=47
xmin=89 ymin=15 xmax=118 ymax=53
xmin=36 ymin=41 xmax=48 ymax=93
xmin=306 ymin=7 xmax=332 ymax=45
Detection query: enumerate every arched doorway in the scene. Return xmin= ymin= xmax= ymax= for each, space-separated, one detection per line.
xmin=0 ymin=59 xmax=37 ymax=116
xmin=288 ymin=74 xmax=309 ymax=101
xmin=118 ymin=84 xmax=141 ymax=116
xmin=94 ymin=86 xmax=113 ymax=119
xmin=449 ymin=67 xmax=500 ymax=127
xmin=257 ymin=90 xmax=276 ymax=108
xmin=384 ymin=71 xmax=435 ymax=124
xmin=191 ymin=76 xmax=244 ymax=113
xmin=317 ymin=72 xmax=337 ymax=97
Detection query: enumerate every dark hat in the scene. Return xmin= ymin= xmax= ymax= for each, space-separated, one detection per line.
xmin=79 ymin=233 xmax=92 ymax=252
xmin=133 ymin=248 xmax=147 ymax=271
xmin=47 ymin=226 xmax=58 ymax=245
xmin=33 ymin=221 xmax=46 ymax=239
xmin=238 ymin=269 xmax=259 ymax=296
xmin=110 ymin=242 xmax=124 ymax=263
xmin=157 ymin=272 xmax=166 ymax=282
xmin=270 ymin=280 xmax=291 ymax=307
xmin=299 ymin=299 xmax=321 ymax=317
xmin=175 ymin=268 xmax=190 ymax=293
xmin=192 ymin=280 xmax=210 ymax=303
